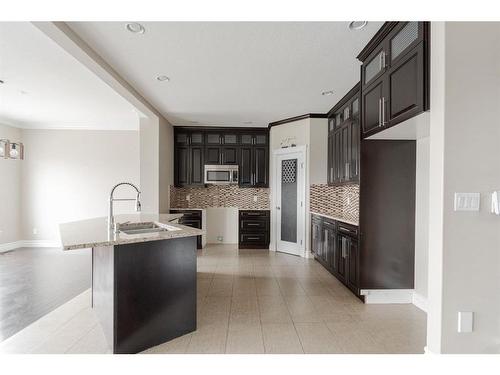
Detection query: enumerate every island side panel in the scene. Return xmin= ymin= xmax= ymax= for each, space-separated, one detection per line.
xmin=114 ymin=237 xmax=197 ymax=354
xmin=92 ymin=245 xmax=115 ymax=352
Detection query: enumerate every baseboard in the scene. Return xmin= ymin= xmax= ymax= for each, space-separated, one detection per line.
xmin=0 ymin=241 xmax=23 ymax=253
xmin=412 ymin=291 xmax=428 ymax=313
xmin=0 ymin=240 xmax=61 ymax=253
xmin=360 ymin=289 xmax=414 ymax=304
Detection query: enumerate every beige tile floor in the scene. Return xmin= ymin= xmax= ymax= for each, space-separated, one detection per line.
xmin=0 ymin=244 xmax=426 ymax=354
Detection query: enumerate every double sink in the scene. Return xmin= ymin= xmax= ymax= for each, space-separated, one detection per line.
xmin=117 ymin=221 xmax=181 ymax=235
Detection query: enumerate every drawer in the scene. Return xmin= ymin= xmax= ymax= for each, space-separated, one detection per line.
xmin=337 ymin=222 xmax=358 ymax=237
xmin=170 ymin=209 xmax=202 ymax=219
xmin=323 ymin=218 xmax=336 ymax=229
xmin=240 ymin=219 xmax=267 ymax=231
xmin=240 ymin=233 xmax=268 ymax=244
xmin=179 ymin=219 xmax=202 ymax=229
xmin=239 ymin=210 xmax=269 ymax=218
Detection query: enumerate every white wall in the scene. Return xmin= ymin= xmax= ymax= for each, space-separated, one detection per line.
xmin=427 ymin=22 xmax=500 ymax=353
xmin=21 ymin=129 xmax=140 ymax=243
xmin=0 ymin=123 xmax=23 ymax=246
xmin=414 ymin=137 xmax=430 ymax=304
xmin=206 ymin=207 xmax=239 ymax=244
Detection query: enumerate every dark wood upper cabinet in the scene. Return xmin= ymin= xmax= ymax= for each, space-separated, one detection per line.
xmin=327 ymin=83 xmax=360 ymax=186
xmin=358 ymin=21 xmax=429 ymax=138
xmin=174 ymin=127 xmax=268 ymax=188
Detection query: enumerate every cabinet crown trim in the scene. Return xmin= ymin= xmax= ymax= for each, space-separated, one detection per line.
xmin=268 ymin=113 xmax=327 ymax=128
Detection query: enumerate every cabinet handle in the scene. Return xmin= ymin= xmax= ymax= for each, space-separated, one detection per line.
xmin=378 ymin=98 xmax=382 ymax=127
xmin=345 ymin=163 xmax=350 ymax=178
xmin=381 ymin=97 xmax=386 ymax=126
xmin=381 ymin=51 xmax=386 ymax=69
xmin=247 ymin=223 xmax=260 ymax=226
xmin=247 ymin=237 xmax=260 ymax=240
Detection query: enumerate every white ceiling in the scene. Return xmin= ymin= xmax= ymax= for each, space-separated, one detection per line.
xmin=68 ymin=22 xmax=383 ymax=127
xmin=0 ymin=22 xmax=139 ymax=130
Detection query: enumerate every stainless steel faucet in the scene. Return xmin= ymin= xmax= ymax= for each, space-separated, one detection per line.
xmin=108 ymin=182 xmax=142 ymax=232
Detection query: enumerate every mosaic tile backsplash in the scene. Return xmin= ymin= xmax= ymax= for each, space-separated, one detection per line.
xmin=310 ymin=184 xmax=359 ymax=224
xmin=170 ymin=185 xmax=270 ymax=210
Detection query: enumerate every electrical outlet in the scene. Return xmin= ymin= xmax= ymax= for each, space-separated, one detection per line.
xmin=217 ymin=236 xmax=223 ymax=242
xmin=33 ymin=228 xmax=38 ymax=235
xmin=253 ymin=195 xmax=258 ymax=203
xmin=186 ymin=194 xmax=191 ymax=202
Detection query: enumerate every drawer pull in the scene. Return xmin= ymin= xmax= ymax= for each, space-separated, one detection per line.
xmin=247 ymin=223 xmax=260 ymax=226
xmin=246 ymin=237 xmax=261 ymax=240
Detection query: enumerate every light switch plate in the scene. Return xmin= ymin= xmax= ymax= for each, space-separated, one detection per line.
xmin=454 ymin=193 xmax=480 ymax=211
xmin=458 ymin=311 xmax=474 ymax=333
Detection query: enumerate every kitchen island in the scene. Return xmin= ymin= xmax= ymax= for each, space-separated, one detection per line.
xmin=59 ymin=213 xmax=204 ymax=354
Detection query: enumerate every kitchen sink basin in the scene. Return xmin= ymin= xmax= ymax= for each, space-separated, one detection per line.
xmin=118 ymin=222 xmax=180 ymax=235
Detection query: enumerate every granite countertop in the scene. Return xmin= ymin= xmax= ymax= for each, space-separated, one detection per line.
xmin=59 ymin=213 xmax=204 ymax=251
xmin=310 ymin=211 xmax=358 ymax=226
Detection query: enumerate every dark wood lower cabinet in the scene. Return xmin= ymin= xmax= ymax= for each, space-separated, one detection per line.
xmin=239 ymin=210 xmax=270 ymax=249
xmin=311 ymin=214 xmax=360 ymax=298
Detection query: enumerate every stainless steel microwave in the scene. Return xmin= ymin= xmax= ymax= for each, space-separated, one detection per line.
xmin=204 ymin=165 xmax=239 ymax=185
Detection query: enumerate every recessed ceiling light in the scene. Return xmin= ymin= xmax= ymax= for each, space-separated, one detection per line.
xmin=322 ymin=90 xmax=334 ymax=96
xmin=126 ymin=22 xmax=145 ymax=34
xmin=349 ymin=21 xmax=368 ymax=31
xmin=156 ymin=75 xmax=170 ymax=82
xmin=0 ymin=79 xmax=4 ymax=85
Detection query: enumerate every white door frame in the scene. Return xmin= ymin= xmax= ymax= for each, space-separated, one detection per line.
xmin=272 ymin=145 xmax=307 ymax=257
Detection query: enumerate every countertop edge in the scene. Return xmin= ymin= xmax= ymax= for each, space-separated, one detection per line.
xmin=310 ymin=211 xmax=358 ymax=226
xmin=62 ymin=228 xmax=205 ymax=251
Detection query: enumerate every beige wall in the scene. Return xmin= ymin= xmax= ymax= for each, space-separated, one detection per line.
xmin=21 ymin=129 xmax=140 ymax=243
xmin=428 ymin=22 xmax=500 ymax=353
xmin=0 ymin=123 xmax=23 ymax=245
xmin=159 ymin=117 xmax=174 ymax=213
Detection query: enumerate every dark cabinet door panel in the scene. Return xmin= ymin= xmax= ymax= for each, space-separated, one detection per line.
xmin=205 ymin=147 xmax=221 ymax=165
xmin=362 ymin=78 xmax=385 ymax=136
xmin=222 ymin=147 xmax=238 ymax=165
xmin=239 ymin=147 xmax=253 ymax=186
xmin=347 ymin=239 xmax=359 ymax=293
xmin=388 ymin=43 xmax=424 ymax=125
xmin=175 ymin=146 xmax=189 ymax=186
xmin=336 ymin=235 xmax=348 ymax=283
xmin=253 ymin=147 xmax=268 ymax=187
xmin=190 ymin=147 xmax=204 ymax=185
